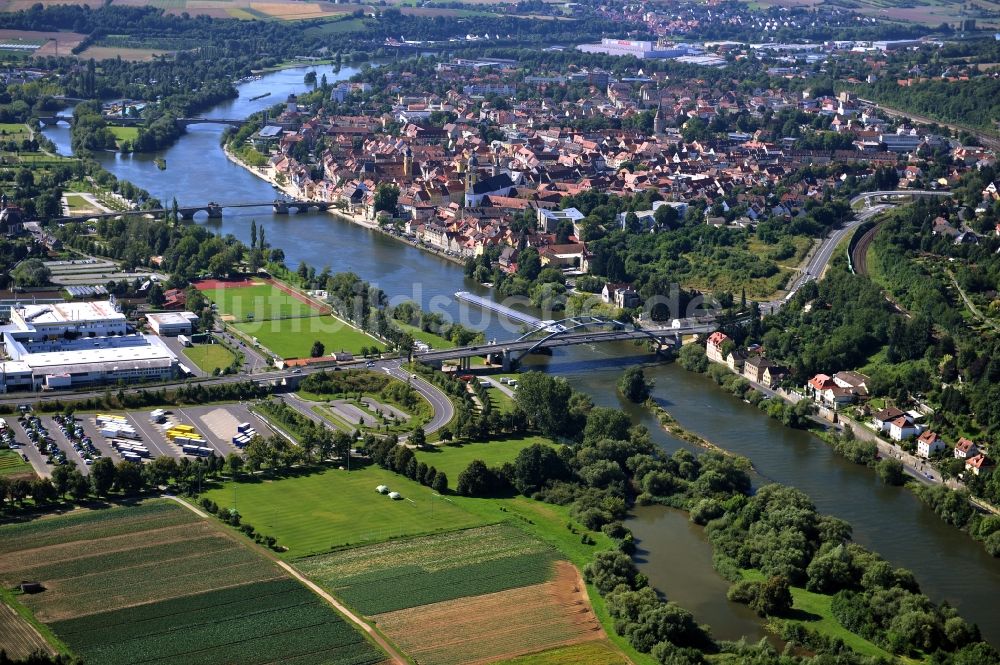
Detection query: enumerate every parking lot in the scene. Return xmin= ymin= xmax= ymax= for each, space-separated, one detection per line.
xmin=7 ymin=404 xmax=279 ymax=477
xmin=176 ymin=404 xmax=271 ymax=457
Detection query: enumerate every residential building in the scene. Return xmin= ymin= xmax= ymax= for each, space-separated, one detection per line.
xmin=872 ymin=406 xmax=905 ymax=433
xmin=965 ymin=453 xmax=992 ymax=476
xmin=954 ymin=437 xmax=980 ymax=459
xmin=706 ymin=331 xmax=730 ymax=364
xmin=916 ymin=430 xmax=946 ymax=458
xmin=888 ymin=415 xmax=920 ymax=441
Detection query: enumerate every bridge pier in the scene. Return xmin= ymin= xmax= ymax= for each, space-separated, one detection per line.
xmin=273 ymin=202 xmax=289 ymax=215
xmin=457 ymin=356 xmax=472 ymax=371
xmin=206 ymin=204 xmax=223 ymax=219
xmin=501 ymin=349 xmax=516 ymax=372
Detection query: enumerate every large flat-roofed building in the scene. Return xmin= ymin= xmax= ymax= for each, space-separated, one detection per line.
xmin=11 ymin=301 xmax=127 ymax=339
xmin=0 ymin=300 xmax=179 ymax=392
xmin=146 ymin=311 xmax=198 ymax=336
xmin=576 ymin=38 xmax=691 ymax=59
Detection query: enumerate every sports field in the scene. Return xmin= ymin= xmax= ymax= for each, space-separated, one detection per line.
xmin=234 ymin=316 xmax=382 ymax=358
xmin=183 ymin=343 xmax=235 ymax=373
xmin=416 ymin=435 xmax=556 ymax=480
xmin=199 ymin=280 xmax=320 ymax=321
xmin=0 ymin=448 xmax=33 ymax=477
xmin=201 ymin=466 xmax=485 ymax=557
xmin=0 ymin=500 xmax=384 ymax=665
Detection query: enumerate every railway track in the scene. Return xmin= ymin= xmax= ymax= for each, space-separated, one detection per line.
xmin=851 ymin=222 xmax=881 ymax=276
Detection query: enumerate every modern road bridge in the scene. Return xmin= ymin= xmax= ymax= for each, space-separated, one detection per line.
xmin=414 ymin=316 xmax=719 ymax=370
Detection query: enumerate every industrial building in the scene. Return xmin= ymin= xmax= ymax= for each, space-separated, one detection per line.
xmin=145 ymin=311 xmax=199 ymax=336
xmin=0 ymin=301 xmax=180 ymax=392
xmin=576 ymin=38 xmax=693 ymax=59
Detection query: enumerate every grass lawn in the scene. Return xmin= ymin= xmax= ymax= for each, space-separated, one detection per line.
xmin=391 ymin=320 xmax=456 ymax=349
xmin=107 ymin=126 xmax=139 ymax=143
xmin=416 ymin=435 xmax=556 ymax=480
xmin=0 ymin=123 xmax=29 ymax=139
xmin=741 ymin=570 xmax=894 ymax=660
xmin=234 ymin=316 xmax=382 ymax=359
xmin=487 ymin=385 xmax=515 ymax=413
xmin=199 ymin=466 xmax=487 ymax=557
xmin=0 ymin=449 xmax=33 ymax=477
xmin=63 ymin=194 xmax=96 ymax=211
xmin=205 ymin=283 xmax=318 ymax=321
xmin=183 ymin=343 xmax=235 ymax=374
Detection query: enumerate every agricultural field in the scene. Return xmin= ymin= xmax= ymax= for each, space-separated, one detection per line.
xmin=416 ymin=435 xmax=555 ymax=480
xmin=495 ymin=641 xmax=628 ymax=665
xmin=183 ymin=342 xmax=236 ymax=374
xmin=374 ymin=562 xmax=605 ymax=665
xmin=198 ymin=280 xmax=321 ymax=322
xmin=0 ymin=602 xmax=55 ymax=660
xmin=0 ymin=503 xmax=281 ymax=622
xmin=0 ymin=29 xmax=85 ymax=55
xmin=0 ymin=500 xmax=385 ymax=665
xmin=50 ymin=579 xmax=383 ymax=665
xmin=296 ymin=524 xmax=559 ymax=614
xmin=235 ymin=316 xmax=382 ymax=358
xmin=200 ymin=466 xmax=485 ymax=556
xmin=0 ymin=448 xmax=33 ymax=477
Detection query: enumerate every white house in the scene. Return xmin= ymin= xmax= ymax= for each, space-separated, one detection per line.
xmin=954 ymin=437 xmax=980 ymax=459
xmin=706 ymin=331 xmax=730 ymax=364
xmin=916 ymin=430 xmax=945 ymax=458
xmin=965 ymin=454 xmax=991 ymax=476
xmin=888 ymin=415 xmax=920 ymax=441
xmin=872 ymin=406 xmax=905 ymax=433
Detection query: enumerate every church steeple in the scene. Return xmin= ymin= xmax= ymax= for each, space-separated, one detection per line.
xmin=403 ymin=145 xmax=413 ymax=178
xmin=654 ymin=101 xmax=666 ymax=137
xmin=464 ymin=152 xmax=479 ymax=207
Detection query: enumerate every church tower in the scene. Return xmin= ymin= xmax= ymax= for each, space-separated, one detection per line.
xmin=464 ymin=152 xmax=479 ymax=207
xmin=403 ymin=145 xmax=413 ymax=178
xmin=654 ymin=101 xmax=666 ymax=137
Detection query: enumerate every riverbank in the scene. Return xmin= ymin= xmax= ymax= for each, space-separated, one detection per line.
xmin=222 ymin=144 xmax=467 ymax=267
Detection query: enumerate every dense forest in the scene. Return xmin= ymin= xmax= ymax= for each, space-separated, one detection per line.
xmin=863 ymin=78 xmax=1000 ymax=132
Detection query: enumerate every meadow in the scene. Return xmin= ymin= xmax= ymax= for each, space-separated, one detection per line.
xmin=234 ymin=316 xmax=382 ymax=358
xmin=416 ymin=435 xmax=555 ymax=480
xmin=200 ymin=466 xmax=484 ymax=556
xmin=183 ymin=343 xmax=235 ymax=373
xmin=0 ymin=500 xmax=384 ymax=665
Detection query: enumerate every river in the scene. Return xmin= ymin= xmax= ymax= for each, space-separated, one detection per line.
xmin=43 ymin=65 xmax=1000 ymax=646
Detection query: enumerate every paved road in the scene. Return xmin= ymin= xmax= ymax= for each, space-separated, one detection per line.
xmin=760 ymin=204 xmax=893 ymax=314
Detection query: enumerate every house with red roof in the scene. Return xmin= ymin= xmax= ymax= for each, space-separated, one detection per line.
xmin=706 ymin=331 xmax=730 ymax=364
xmin=916 ymin=430 xmax=946 ymax=458
xmin=965 ymin=453 xmax=992 ymax=476
xmin=954 ymin=438 xmax=979 ymax=459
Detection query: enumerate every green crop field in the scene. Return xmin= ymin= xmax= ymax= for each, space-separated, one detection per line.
xmin=235 ymin=316 xmax=382 ymax=359
xmin=50 ymin=579 xmax=384 ymax=665
xmin=416 ymin=435 xmax=556 ymax=480
xmin=296 ymin=524 xmax=559 ymax=614
xmin=204 ymin=282 xmax=319 ymax=321
xmin=200 ymin=466 xmax=485 ymax=557
xmin=183 ymin=343 xmax=235 ymax=373
xmin=0 ymin=448 xmax=32 ymax=477
xmin=0 ymin=500 xmax=384 ymax=665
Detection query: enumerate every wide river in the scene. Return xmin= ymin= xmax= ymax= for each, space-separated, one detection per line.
xmin=44 ymin=65 xmax=1000 ymax=646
